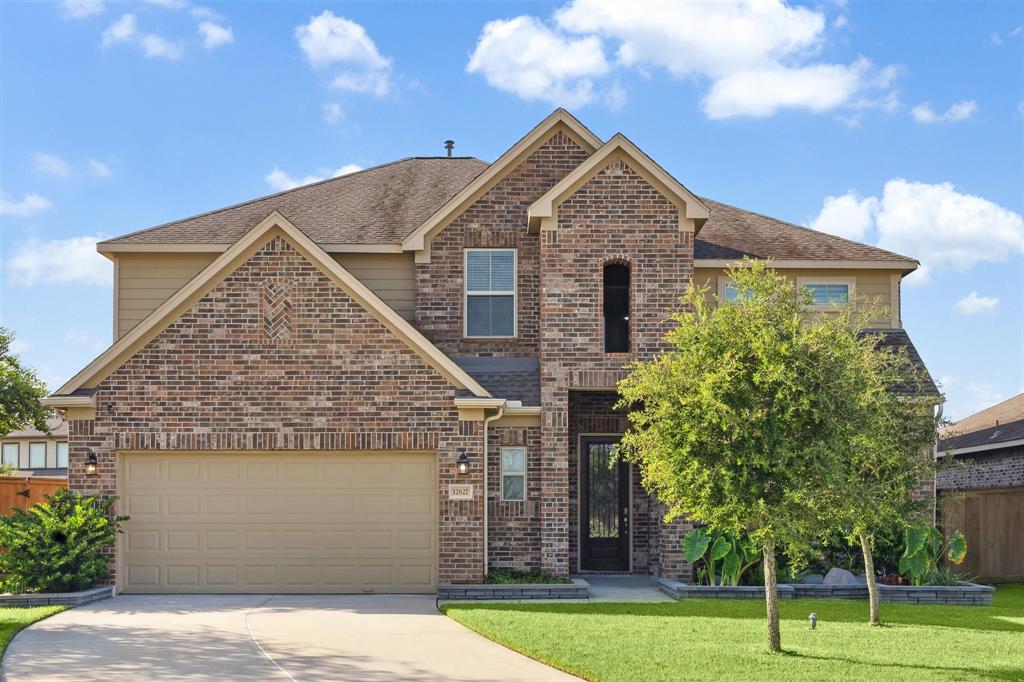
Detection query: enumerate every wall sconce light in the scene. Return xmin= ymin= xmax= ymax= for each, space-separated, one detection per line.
xmin=456 ymin=452 xmax=469 ymax=475
xmin=84 ymin=450 xmax=98 ymax=476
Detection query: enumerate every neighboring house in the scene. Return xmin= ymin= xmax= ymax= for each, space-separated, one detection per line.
xmin=937 ymin=394 xmax=1023 ymax=582
xmin=1 ymin=417 xmax=69 ymax=478
xmin=44 ymin=110 xmax=937 ymax=594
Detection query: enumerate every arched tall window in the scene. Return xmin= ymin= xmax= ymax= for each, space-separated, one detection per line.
xmin=603 ymin=263 xmax=630 ymax=353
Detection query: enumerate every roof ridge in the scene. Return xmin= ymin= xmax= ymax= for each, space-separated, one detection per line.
xmin=700 ymin=196 xmax=918 ymax=263
xmin=100 ymin=157 xmax=442 ymax=245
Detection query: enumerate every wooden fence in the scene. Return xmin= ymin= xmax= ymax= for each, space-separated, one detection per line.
xmin=0 ymin=477 xmax=66 ymax=516
xmin=939 ymin=486 xmax=1024 ymax=583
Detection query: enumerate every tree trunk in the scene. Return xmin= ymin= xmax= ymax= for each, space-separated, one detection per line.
xmin=763 ymin=537 xmax=782 ymax=652
xmin=860 ymin=532 xmax=881 ymax=626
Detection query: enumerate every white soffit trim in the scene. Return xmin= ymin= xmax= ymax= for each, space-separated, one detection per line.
xmin=401 ymin=108 xmax=603 ymax=253
xmin=528 ymin=133 xmax=710 ymax=232
xmin=54 ymin=211 xmax=491 ymax=398
xmin=936 ymin=437 xmax=1024 ymax=458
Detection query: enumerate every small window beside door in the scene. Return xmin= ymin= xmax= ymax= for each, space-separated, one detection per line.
xmin=29 ymin=442 xmax=46 ymax=469
xmin=56 ymin=442 xmax=69 ymax=469
xmin=465 ymin=249 xmax=516 ymax=337
xmin=500 ymin=446 xmax=526 ymax=501
xmin=603 ymin=262 xmax=630 ymax=353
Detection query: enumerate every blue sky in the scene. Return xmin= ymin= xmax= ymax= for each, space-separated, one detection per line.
xmin=1 ymin=0 xmax=1021 ymax=421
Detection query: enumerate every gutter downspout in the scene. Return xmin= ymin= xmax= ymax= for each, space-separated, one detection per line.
xmin=482 ymin=404 xmax=505 ymax=577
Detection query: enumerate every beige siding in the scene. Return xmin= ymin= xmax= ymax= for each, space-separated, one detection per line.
xmin=332 ymin=252 xmax=416 ymax=321
xmin=116 ymin=251 xmax=416 ymax=337
xmin=693 ymin=267 xmax=901 ymax=328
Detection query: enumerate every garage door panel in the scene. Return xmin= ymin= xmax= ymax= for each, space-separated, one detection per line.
xmin=122 ymin=451 xmax=437 ymax=594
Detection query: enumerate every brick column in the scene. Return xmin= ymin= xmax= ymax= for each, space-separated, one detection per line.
xmin=656 ymin=503 xmax=695 ymax=581
xmin=540 ymin=390 xmax=570 ymax=575
xmin=438 ymin=419 xmax=486 ymax=583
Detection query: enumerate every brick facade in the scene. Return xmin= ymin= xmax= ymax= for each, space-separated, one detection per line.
xmin=486 ymin=426 xmax=543 ymax=572
xmin=540 ymin=158 xmax=695 ymax=578
xmin=70 ymin=236 xmax=485 ymax=584
xmin=937 ymin=445 xmax=1024 ymax=491
xmin=415 ymin=131 xmax=591 ymax=358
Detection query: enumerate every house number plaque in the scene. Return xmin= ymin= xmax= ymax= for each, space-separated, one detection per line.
xmin=448 ymin=484 xmax=474 ymax=500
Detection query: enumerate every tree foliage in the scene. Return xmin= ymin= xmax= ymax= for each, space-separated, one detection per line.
xmin=0 ymin=327 xmax=51 ymax=436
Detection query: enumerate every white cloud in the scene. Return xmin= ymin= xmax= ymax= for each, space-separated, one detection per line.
xmin=64 ymin=330 xmax=107 ymax=352
xmin=322 ymin=102 xmax=344 ymax=124
xmin=953 ymin=292 xmax=1000 ymax=316
xmin=296 ymin=12 xmax=392 ymax=96
xmin=939 ymin=376 xmax=1007 ymax=422
xmin=141 ymin=34 xmax=184 ymax=59
xmin=467 ymin=15 xmax=609 ymax=107
xmin=87 ymin=159 xmax=112 ymax=177
xmin=198 ymin=21 xmax=233 ymax=50
xmin=9 ymin=339 xmax=31 ymax=355
xmin=31 ymin=153 xmax=72 ymax=178
xmin=911 ymin=99 xmax=977 ymax=124
xmin=60 ymin=0 xmax=104 ymax=19
xmin=807 ymin=191 xmax=878 ymax=241
xmin=809 ymin=180 xmax=1024 ymax=283
xmin=0 ymin=192 xmax=52 ymax=218
xmin=264 ymin=164 xmax=363 ymax=192
xmin=467 ymin=0 xmax=896 ymax=117
xmin=6 ymin=236 xmax=112 ymax=286
xmin=101 ymin=13 xmax=137 ymax=47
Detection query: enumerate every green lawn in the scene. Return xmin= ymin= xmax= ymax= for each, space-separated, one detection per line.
xmin=0 ymin=606 xmax=65 ymax=659
xmin=445 ymin=585 xmax=1024 ymax=681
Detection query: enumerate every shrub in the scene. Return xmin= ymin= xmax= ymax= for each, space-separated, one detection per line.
xmin=0 ymin=488 xmax=127 ymax=593
xmin=899 ymin=523 xmax=966 ymax=586
xmin=485 ymin=569 xmax=570 ymax=584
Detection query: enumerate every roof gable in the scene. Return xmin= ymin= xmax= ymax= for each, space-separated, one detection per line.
xmin=527 ymin=133 xmax=710 ymax=233
xmin=51 ymin=211 xmax=490 ymax=399
xmin=401 ymin=108 xmax=602 ymax=255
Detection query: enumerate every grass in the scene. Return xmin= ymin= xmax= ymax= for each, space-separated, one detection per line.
xmin=445 ymin=584 xmax=1024 ymax=681
xmin=0 ymin=606 xmax=65 ymax=659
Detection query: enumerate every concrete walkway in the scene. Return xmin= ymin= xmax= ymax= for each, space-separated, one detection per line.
xmin=582 ymin=575 xmax=673 ymax=602
xmin=3 ymin=594 xmax=577 ymax=681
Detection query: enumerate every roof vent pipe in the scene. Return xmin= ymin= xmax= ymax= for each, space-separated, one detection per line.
xmin=444 ymin=139 xmax=454 ymax=157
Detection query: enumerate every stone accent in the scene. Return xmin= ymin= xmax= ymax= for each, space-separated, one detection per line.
xmin=438 ymin=578 xmax=589 ymax=601
xmin=658 ymin=579 xmax=994 ymax=605
xmin=937 ymin=446 xmax=1024 ymax=491
xmin=415 ymin=130 xmax=591 ymax=359
xmin=541 ymin=158 xmax=694 ymax=577
xmin=0 ymin=585 xmax=113 ymax=607
xmin=70 ymin=236 xmax=484 ymax=585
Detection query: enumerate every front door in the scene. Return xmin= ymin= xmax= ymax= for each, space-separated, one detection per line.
xmin=580 ymin=436 xmax=630 ymax=571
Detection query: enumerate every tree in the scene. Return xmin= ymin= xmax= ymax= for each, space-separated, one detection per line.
xmin=0 ymin=327 xmax=51 ymax=436
xmin=616 ymin=261 xmax=888 ymax=652
xmin=812 ymin=319 xmax=940 ymax=625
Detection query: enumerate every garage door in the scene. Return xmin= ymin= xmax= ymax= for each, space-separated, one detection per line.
xmin=120 ymin=452 xmax=437 ymax=594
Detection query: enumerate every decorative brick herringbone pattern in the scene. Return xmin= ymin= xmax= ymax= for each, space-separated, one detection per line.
xmin=263 ymin=281 xmax=293 ymax=340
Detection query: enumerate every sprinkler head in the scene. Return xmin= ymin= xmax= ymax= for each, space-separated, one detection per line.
xmin=809 ymin=612 xmax=817 ymax=630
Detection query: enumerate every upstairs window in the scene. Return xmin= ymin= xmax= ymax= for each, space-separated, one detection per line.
xmin=465 ymin=249 xmax=516 ymax=337
xmin=798 ymin=278 xmax=854 ymax=309
xmin=29 ymin=442 xmax=45 ymax=469
xmin=56 ymin=442 xmax=69 ymax=468
xmin=1 ymin=443 xmax=17 ymax=468
xmin=604 ymin=263 xmax=631 ymax=353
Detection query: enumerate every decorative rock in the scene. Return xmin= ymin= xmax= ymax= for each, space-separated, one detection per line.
xmin=823 ymin=567 xmax=861 ymax=585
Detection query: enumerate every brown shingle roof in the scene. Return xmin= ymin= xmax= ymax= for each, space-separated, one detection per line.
xmin=696 ymin=198 xmax=916 ymax=264
xmin=102 ymin=157 xmax=489 ymax=246
xmin=101 ymin=157 xmax=915 ymax=266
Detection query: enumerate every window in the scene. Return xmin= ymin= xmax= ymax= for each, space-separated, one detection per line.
xmin=722 ymin=281 xmax=741 ymax=303
xmin=500 ymin=446 xmax=527 ymax=501
xmin=1 ymin=443 xmax=17 ymax=468
xmin=56 ymin=442 xmax=69 ymax=468
xmin=465 ymin=249 xmax=516 ymax=337
xmin=798 ymin=278 xmax=854 ymax=309
xmin=603 ymin=263 xmax=630 ymax=353
xmin=29 ymin=442 xmax=45 ymax=469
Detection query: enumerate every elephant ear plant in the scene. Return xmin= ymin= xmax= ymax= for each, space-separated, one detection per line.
xmin=683 ymin=528 xmax=761 ymax=586
xmin=899 ymin=523 xmax=967 ymax=586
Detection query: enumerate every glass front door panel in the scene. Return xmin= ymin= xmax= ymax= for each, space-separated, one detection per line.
xmin=588 ymin=443 xmax=618 ymax=538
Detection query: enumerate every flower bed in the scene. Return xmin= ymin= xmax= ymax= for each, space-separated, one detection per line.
xmin=658 ymin=579 xmax=993 ymax=605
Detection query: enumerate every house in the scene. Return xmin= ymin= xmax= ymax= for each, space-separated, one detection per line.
xmin=937 ymin=394 xmax=1023 ymax=582
xmin=1 ymin=417 xmax=69 ymax=478
xmin=44 ymin=109 xmax=937 ymax=594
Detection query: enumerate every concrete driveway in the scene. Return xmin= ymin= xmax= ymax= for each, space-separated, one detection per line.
xmin=3 ymin=594 xmax=577 ymax=681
